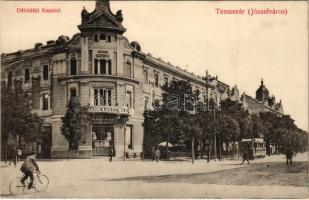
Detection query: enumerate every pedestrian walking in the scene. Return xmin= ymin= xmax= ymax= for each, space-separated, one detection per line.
xmin=109 ymin=148 xmax=114 ymax=162
xmin=155 ymin=148 xmax=160 ymax=162
xmin=241 ymin=151 xmax=250 ymax=165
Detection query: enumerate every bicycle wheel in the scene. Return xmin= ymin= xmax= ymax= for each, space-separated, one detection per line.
xmin=34 ymin=174 xmax=49 ymax=192
xmin=9 ymin=177 xmax=27 ymax=196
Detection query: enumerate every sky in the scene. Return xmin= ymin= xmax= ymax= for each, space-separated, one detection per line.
xmin=0 ymin=1 xmax=308 ymax=131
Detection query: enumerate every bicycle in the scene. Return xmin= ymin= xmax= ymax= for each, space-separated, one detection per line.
xmin=9 ymin=171 xmax=49 ymax=196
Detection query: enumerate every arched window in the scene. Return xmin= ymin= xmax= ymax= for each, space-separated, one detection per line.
xmin=99 ymin=33 xmax=106 ymax=40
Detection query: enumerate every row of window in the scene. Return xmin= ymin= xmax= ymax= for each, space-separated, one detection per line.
xmin=94 ymin=59 xmax=112 ymax=75
xmin=143 ymin=70 xmax=169 ymax=88
xmin=94 ymin=33 xmax=112 ymax=43
xmin=93 ymin=88 xmax=133 ymax=108
xmin=7 ymin=56 xmax=130 ymax=86
xmin=7 ymin=65 xmax=49 ymax=87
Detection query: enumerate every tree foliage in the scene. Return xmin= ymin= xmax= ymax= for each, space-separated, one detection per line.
xmin=144 ymin=80 xmax=308 ymax=161
xmin=61 ymin=97 xmax=91 ymax=151
xmin=1 ymin=80 xmax=43 ymax=146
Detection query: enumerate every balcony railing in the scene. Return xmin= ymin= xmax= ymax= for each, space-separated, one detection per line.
xmin=89 ymin=105 xmax=134 ymax=115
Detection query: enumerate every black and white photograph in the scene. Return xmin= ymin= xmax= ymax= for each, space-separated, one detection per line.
xmin=0 ymin=0 xmax=308 ymax=198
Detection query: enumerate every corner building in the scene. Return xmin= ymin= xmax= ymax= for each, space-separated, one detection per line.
xmin=1 ymin=0 xmax=239 ymax=158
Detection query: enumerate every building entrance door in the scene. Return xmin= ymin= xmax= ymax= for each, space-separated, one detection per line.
xmin=92 ymin=125 xmax=114 ymax=156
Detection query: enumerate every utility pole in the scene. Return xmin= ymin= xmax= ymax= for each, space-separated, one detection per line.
xmin=123 ymin=119 xmax=127 ymax=161
xmin=213 ymin=98 xmax=217 ymax=161
xmin=205 ymin=70 xmax=210 ymax=163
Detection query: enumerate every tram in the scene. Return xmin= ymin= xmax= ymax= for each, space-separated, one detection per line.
xmin=239 ymin=138 xmax=266 ymax=159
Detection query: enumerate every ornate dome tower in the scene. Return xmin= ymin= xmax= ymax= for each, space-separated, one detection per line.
xmin=255 ymin=79 xmax=269 ymax=102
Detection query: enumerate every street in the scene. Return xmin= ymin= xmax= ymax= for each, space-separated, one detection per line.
xmin=1 ymin=153 xmax=308 ymax=198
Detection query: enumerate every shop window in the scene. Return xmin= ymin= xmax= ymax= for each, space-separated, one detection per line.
xmin=42 ymin=93 xmax=49 ymax=110
xmin=94 ymin=88 xmax=112 ymax=106
xmin=43 ymin=65 xmax=49 ymax=81
xmin=143 ymin=70 xmax=148 ymax=84
xmin=92 ymin=126 xmax=114 ymax=156
xmin=70 ymin=57 xmax=77 ymax=75
xmin=126 ymin=125 xmax=133 ymax=150
xmin=8 ymin=70 xmax=12 ymax=87
xmin=154 ymin=73 xmax=159 ymax=87
xmin=24 ymin=68 xmax=30 ymax=83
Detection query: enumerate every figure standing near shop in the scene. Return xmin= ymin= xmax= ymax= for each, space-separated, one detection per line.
xmin=151 ymin=146 xmax=155 ymax=161
xmin=8 ymin=145 xmax=17 ymax=167
xmin=241 ymin=151 xmax=250 ymax=165
xmin=285 ymin=147 xmax=294 ymax=165
xmin=155 ymin=148 xmax=161 ymax=162
xmin=109 ymin=148 xmax=114 ymax=162
xmin=17 ymin=149 xmax=22 ymax=163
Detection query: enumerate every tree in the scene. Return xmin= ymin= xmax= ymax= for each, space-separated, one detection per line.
xmin=215 ymin=113 xmax=240 ymax=160
xmin=144 ymin=80 xmax=199 ymax=161
xmin=220 ymin=99 xmax=250 ymax=141
xmin=61 ymin=97 xmax=91 ymax=159
xmin=1 ymin=80 xmax=43 ymax=161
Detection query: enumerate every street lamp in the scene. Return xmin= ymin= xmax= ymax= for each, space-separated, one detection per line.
xmin=211 ymin=93 xmax=220 ymax=162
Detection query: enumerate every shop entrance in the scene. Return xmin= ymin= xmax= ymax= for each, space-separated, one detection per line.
xmin=92 ymin=125 xmax=114 ymax=156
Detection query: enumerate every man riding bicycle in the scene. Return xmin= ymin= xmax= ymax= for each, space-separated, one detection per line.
xmin=20 ymin=151 xmax=40 ymax=189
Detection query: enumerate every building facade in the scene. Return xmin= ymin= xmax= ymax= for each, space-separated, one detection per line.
xmin=2 ymin=0 xmax=239 ymax=159
xmin=1 ymin=0 xmax=283 ymax=159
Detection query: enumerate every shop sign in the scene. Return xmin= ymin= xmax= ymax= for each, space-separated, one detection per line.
xmin=95 ymin=50 xmax=110 ymax=59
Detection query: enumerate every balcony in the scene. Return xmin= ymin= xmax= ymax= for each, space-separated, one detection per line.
xmin=89 ymin=105 xmax=134 ymax=116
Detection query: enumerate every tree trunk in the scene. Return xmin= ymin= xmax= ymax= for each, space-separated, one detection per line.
xmin=67 ymin=147 xmax=70 ymax=160
xmin=219 ymin=140 xmax=222 ymax=161
xmin=192 ymin=136 xmax=195 ymax=164
xmin=208 ymin=139 xmax=213 ymax=162
xmin=232 ymin=141 xmax=235 ymax=160
xmin=165 ymin=133 xmax=169 ymax=160
xmin=218 ymin=136 xmax=221 ymax=161
xmin=225 ymin=142 xmax=228 ymax=160
xmin=5 ymin=142 xmax=8 ymax=164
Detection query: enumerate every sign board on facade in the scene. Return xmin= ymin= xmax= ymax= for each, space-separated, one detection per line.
xmin=95 ymin=50 xmax=110 ymax=59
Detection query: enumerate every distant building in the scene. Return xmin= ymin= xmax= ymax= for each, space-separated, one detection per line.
xmin=240 ymin=79 xmax=284 ymax=116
